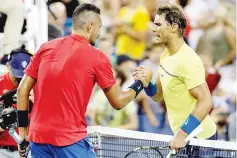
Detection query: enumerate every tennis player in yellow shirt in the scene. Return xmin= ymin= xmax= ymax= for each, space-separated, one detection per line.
xmin=133 ymin=3 xmax=217 ymax=152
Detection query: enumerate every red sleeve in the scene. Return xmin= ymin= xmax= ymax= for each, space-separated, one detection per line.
xmin=93 ymin=52 xmax=116 ymax=89
xmin=24 ymin=44 xmax=45 ymax=79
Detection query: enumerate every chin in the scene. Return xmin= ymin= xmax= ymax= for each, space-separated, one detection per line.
xmin=155 ymin=39 xmax=163 ymax=44
xmin=90 ymin=41 xmax=95 ymax=46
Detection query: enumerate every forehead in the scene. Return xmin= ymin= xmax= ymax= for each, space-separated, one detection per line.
xmin=154 ymin=14 xmax=166 ymax=24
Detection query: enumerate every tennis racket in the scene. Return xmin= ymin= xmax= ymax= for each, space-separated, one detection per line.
xmin=9 ymin=129 xmax=30 ymax=158
xmin=123 ymin=142 xmax=189 ymax=158
xmin=124 ymin=127 xmax=203 ymax=158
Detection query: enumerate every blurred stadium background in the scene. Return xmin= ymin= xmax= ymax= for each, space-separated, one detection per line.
xmin=0 ymin=0 xmax=236 ymax=143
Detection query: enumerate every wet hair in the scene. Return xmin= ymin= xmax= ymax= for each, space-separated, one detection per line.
xmin=157 ymin=3 xmax=187 ymax=37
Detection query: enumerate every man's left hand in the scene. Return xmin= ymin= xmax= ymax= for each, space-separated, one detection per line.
xmin=169 ymin=131 xmax=187 ymax=153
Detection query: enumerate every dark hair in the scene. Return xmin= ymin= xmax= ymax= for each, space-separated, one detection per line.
xmin=157 ymin=3 xmax=187 ymax=37
xmin=72 ymin=3 xmax=100 ymax=29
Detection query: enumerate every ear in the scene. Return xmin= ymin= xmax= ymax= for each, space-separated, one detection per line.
xmin=6 ymin=62 xmax=11 ymax=71
xmin=171 ymin=24 xmax=179 ymax=33
xmin=87 ymin=22 xmax=94 ymax=33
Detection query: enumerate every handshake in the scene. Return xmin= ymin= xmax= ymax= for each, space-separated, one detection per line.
xmin=133 ymin=65 xmax=153 ymax=88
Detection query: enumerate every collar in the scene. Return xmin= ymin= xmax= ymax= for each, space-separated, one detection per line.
xmin=70 ymin=34 xmax=89 ymax=44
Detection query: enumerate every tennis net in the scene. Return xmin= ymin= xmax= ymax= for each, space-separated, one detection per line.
xmin=88 ymin=126 xmax=237 ymax=158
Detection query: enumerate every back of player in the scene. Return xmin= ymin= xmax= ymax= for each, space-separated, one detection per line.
xmin=26 ymin=34 xmax=115 ymax=147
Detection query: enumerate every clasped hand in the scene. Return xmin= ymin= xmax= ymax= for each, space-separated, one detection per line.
xmin=133 ymin=65 xmax=153 ymax=88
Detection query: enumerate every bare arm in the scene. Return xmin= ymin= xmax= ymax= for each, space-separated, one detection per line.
xmin=17 ymin=75 xmax=36 ymax=139
xmin=175 ymin=83 xmax=213 ymax=137
xmin=133 ymin=66 xmax=163 ymax=102
xmin=103 ymin=83 xmax=137 ymax=110
xmin=151 ymin=72 xmax=163 ymax=102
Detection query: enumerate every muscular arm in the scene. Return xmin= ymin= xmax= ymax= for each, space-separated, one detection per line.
xmin=103 ymin=83 xmax=137 ymax=110
xmin=189 ymin=83 xmax=213 ymax=121
xmin=17 ymin=75 xmax=36 ymax=138
xmin=176 ymin=83 xmax=213 ymax=137
xmin=151 ymin=73 xmax=163 ymax=102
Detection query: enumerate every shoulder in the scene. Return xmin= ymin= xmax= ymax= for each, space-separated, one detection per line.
xmin=92 ymin=47 xmax=111 ymax=66
xmin=180 ymin=44 xmax=202 ymax=64
xmin=35 ymin=38 xmax=61 ymax=55
xmin=0 ymin=74 xmax=8 ymax=94
xmin=0 ymin=75 xmax=5 ymax=85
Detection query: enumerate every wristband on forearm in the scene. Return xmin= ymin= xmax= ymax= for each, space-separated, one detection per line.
xmin=144 ymin=82 xmax=158 ymax=97
xmin=128 ymin=80 xmax=144 ymax=97
xmin=181 ymin=114 xmax=200 ymax=135
xmin=17 ymin=110 xmax=29 ymax=127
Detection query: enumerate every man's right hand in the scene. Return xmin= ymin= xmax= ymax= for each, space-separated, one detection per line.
xmin=18 ymin=140 xmax=30 ymax=158
xmin=133 ymin=65 xmax=153 ymax=87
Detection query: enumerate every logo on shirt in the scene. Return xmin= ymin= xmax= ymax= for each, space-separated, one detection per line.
xmin=21 ymin=61 xmax=28 ymax=68
xmin=160 ymin=65 xmax=178 ymax=78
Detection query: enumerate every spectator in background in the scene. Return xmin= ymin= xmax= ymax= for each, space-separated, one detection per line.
xmin=211 ymin=103 xmax=230 ymax=141
xmin=184 ymin=0 xmax=218 ymax=50
xmin=144 ymin=0 xmax=157 ymax=21
xmin=48 ymin=0 xmax=80 ymax=17
xmin=115 ymin=0 xmax=150 ymax=61
xmin=95 ymin=0 xmax=120 ymax=37
xmin=0 ymin=49 xmax=32 ymax=158
xmin=228 ymin=93 xmax=236 ymax=142
xmin=94 ymin=68 xmax=138 ymax=130
xmin=195 ymin=1 xmax=236 ymax=69
xmin=48 ymin=2 xmax=67 ymax=41
xmin=199 ymin=54 xmax=221 ymax=95
xmin=0 ymin=0 xmax=24 ymax=62
xmin=116 ymin=55 xmax=159 ymax=130
xmin=49 ymin=0 xmax=80 ymax=36
xmin=97 ymin=34 xmax=114 ymax=59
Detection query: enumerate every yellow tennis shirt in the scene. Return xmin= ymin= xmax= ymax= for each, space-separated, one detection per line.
xmin=159 ymin=43 xmax=216 ymax=139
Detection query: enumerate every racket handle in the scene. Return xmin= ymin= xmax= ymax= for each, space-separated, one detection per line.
xmin=9 ymin=128 xmax=23 ymax=144
xmin=9 ymin=128 xmax=30 ymax=158
xmin=166 ymin=127 xmax=203 ymax=158
xmin=166 ymin=149 xmax=176 ymax=158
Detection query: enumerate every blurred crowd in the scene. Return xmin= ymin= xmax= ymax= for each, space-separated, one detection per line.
xmin=0 ymin=0 xmax=236 ymax=142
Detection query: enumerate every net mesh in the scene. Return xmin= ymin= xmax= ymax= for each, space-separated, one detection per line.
xmin=88 ymin=126 xmax=237 ymax=158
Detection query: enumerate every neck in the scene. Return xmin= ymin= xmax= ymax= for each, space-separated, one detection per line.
xmin=72 ymin=30 xmax=89 ymax=41
xmin=165 ymin=37 xmax=184 ymax=56
xmin=8 ymin=73 xmax=18 ymax=86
